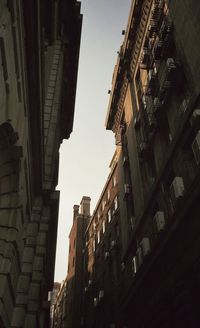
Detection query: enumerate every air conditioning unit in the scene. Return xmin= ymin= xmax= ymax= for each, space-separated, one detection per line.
xmin=192 ymin=130 xmax=200 ymax=164
xmin=130 ymin=216 xmax=136 ymax=230
xmin=139 ymin=142 xmax=149 ymax=158
xmin=170 ymin=177 xmax=185 ymax=205
xmin=104 ymin=251 xmax=110 ymax=260
xmin=121 ymin=262 xmax=125 ymax=272
xmin=134 ymin=111 xmax=141 ymax=129
xmin=88 ymin=280 xmax=92 ymax=286
xmin=48 ymin=291 xmax=52 ymax=302
xmin=99 ymin=290 xmax=104 ymax=300
xmin=111 ymin=240 xmax=117 ymax=249
xmin=190 ymin=109 xmax=200 ymax=128
xmin=132 ymin=256 xmax=137 ymax=274
xmin=180 ymin=98 xmax=189 ymax=113
xmin=84 ymin=286 xmax=88 ymax=293
xmin=124 ymin=183 xmax=130 ymax=195
xmin=153 ymin=97 xmax=162 ymax=112
xmin=94 ymin=297 xmax=98 ymax=307
xmin=148 ymin=113 xmax=157 ymax=131
xmin=166 ymin=57 xmax=176 ymax=70
xmin=153 ymin=211 xmax=165 ymax=232
xmin=140 ymin=237 xmax=151 ymax=257
xmin=123 ymin=155 xmax=129 ymax=165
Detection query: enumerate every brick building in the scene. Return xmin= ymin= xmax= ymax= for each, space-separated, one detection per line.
xmin=106 ymin=0 xmax=200 ymax=327
xmin=0 ymin=0 xmax=81 ymax=327
xmin=82 ymin=150 xmax=121 ymax=327
xmin=53 ymin=197 xmax=91 ymax=328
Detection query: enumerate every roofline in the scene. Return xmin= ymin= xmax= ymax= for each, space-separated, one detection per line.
xmin=105 ymin=0 xmax=142 ymax=131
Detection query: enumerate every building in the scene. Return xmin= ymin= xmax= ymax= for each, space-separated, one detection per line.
xmin=49 ymin=282 xmax=61 ymax=328
xmin=83 ymin=151 xmax=121 ymax=328
xmin=53 ymin=196 xmax=91 ymax=328
xmin=105 ymin=0 xmax=200 ymax=327
xmin=52 ymin=279 xmax=67 ymax=328
xmin=0 ymin=0 xmax=82 ymax=327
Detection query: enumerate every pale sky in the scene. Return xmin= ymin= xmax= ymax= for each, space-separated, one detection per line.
xmin=54 ymin=0 xmax=132 ymax=282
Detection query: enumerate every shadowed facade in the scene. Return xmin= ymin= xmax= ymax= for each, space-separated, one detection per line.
xmin=0 ymin=0 xmax=82 ymax=327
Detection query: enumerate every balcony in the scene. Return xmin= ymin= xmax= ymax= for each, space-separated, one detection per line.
xmin=159 ymin=17 xmax=173 ymax=40
xmin=148 ymin=20 xmax=157 ymax=38
xmin=140 ymin=47 xmax=151 ymax=69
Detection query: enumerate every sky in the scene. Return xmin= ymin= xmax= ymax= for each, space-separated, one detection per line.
xmin=54 ymin=0 xmax=132 ymax=282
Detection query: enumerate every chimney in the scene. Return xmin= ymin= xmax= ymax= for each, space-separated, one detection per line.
xmin=80 ymin=196 xmax=91 ymax=216
xmin=73 ymin=205 xmax=79 ymax=222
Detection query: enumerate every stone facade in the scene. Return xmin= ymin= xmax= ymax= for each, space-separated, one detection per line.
xmin=0 ymin=0 xmax=82 ymax=327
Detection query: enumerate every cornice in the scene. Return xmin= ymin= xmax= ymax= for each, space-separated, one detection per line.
xmin=105 ymin=0 xmax=153 ymax=133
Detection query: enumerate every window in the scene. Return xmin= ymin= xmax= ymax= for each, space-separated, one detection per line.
xmin=107 ymin=189 xmax=110 ymax=200
xmin=108 ymin=209 xmax=112 ymax=223
xmin=93 ymin=222 xmax=96 ymax=231
xmin=93 ymin=240 xmax=96 ymax=252
xmin=113 ymin=196 xmax=118 ymax=211
xmin=102 ymin=221 xmax=106 ymax=234
xmin=102 ymin=200 xmax=106 ymax=211
xmin=97 ymin=231 xmax=100 ymax=244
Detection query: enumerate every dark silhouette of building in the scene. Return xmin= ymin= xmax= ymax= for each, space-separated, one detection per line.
xmin=0 ymin=0 xmax=82 ymax=326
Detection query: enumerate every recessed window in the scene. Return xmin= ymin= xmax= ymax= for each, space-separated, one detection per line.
xmin=102 ymin=200 xmax=106 ymax=211
xmin=93 ymin=240 xmax=96 ymax=252
xmin=97 ymin=231 xmax=100 ymax=244
xmin=113 ymin=196 xmax=118 ymax=211
xmin=108 ymin=209 xmax=112 ymax=223
xmin=102 ymin=221 xmax=106 ymax=234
